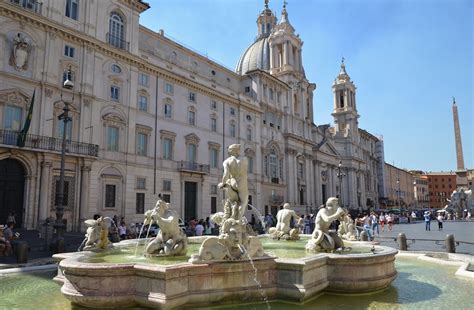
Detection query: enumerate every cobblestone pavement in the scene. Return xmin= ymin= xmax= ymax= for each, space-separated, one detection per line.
xmin=372 ymin=220 xmax=474 ymax=254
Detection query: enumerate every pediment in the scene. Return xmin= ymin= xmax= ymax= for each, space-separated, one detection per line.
xmin=0 ymin=88 xmax=32 ymax=106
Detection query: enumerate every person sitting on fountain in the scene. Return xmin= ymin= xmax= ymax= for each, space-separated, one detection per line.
xmin=306 ymin=197 xmax=346 ymax=252
xmin=145 ymin=198 xmax=187 ymax=256
xmin=269 ymin=203 xmax=300 ymax=240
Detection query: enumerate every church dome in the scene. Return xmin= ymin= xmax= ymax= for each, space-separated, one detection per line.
xmin=235 ymin=37 xmax=270 ymax=75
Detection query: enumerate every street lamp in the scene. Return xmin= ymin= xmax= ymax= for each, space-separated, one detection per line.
xmin=336 ymin=160 xmax=346 ymax=207
xmin=53 ymin=66 xmax=73 ymax=252
xmin=396 ymin=178 xmax=401 ymax=210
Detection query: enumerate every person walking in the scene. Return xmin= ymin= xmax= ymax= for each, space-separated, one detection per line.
xmin=424 ymin=211 xmax=431 ymax=231
xmin=370 ymin=212 xmax=379 ymax=235
xmin=361 ymin=213 xmax=373 ymax=241
xmin=379 ymin=212 xmax=385 ymax=232
xmin=437 ymin=213 xmax=444 ymax=231
xmin=386 ymin=213 xmax=393 ymax=231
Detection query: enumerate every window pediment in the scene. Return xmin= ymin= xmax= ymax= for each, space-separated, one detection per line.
xmin=160 ymin=129 xmax=176 ymax=140
xmin=208 ymin=141 xmax=220 ymax=150
xmin=185 ymin=133 xmax=200 ymax=144
xmin=102 ymin=112 xmax=126 ymax=124
xmin=0 ymin=89 xmax=31 ymax=106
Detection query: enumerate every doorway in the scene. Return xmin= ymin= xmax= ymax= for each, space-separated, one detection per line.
xmin=184 ymin=182 xmax=197 ymax=221
xmin=0 ymin=159 xmax=25 ymax=227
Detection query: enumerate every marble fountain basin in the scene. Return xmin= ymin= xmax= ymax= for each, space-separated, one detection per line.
xmin=53 ymin=237 xmax=398 ymax=309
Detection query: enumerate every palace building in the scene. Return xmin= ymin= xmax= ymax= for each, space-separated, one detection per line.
xmin=0 ymin=0 xmax=383 ymax=231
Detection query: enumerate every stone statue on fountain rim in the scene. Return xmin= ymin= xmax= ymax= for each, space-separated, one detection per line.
xmin=144 ymin=199 xmax=187 ymax=256
xmin=306 ymin=197 xmax=346 ymax=252
xmin=269 ymin=203 xmax=300 ymax=240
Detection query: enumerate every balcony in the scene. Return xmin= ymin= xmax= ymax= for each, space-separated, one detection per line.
xmin=178 ymin=161 xmax=210 ymax=174
xmin=9 ymin=0 xmax=42 ymax=14
xmin=0 ymin=129 xmax=99 ymax=157
xmin=106 ymin=33 xmax=129 ymax=51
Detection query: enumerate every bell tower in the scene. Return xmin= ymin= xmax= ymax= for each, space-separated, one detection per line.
xmin=331 ymin=58 xmax=359 ymax=141
xmin=257 ymin=0 xmax=276 ymax=39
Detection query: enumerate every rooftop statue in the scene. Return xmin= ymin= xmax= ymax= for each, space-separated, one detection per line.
xmin=144 ymin=199 xmax=187 ymax=256
xmin=269 ymin=203 xmax=300 ymax=240
xmin=306 ymin=197 xmax=345 ymax=252
xmin=190 ymin=144 xmax=264 ymax=262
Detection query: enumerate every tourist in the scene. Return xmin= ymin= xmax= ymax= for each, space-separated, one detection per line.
xmin=195 ymin=220 xmax=204 ymax=236
xmin=250 ymin=214 xmax=256 ymax=229
xmin=424 ymin=211 xmax=431 ymax=231
xmin=7 ymin=212 xmax=16 ymax=225
xmin=205 ymin=217 xmax=213 ymax=235
xmin=437 ymin=213 xmax=444 ymax=231
xmin=361 ymin=213 xmax=373 ymax=241
xmin=118 ymin=221 xmax=127 ymax=240
xmin=297 ymin=215 xmax=304 ymax=233
xmin=304 ymin=214 xmax=312 ymax=234
xmin=467 ymin=212 xmax=472 ymax=221
xmin=3 ymin=222 xmax=18 ymax=254
xmin=264 ymin=214 xmax=273 ymax=233
xmin=379 ymin=212 xmax=386 ymax=232
xmin=0 ymin=224 xmax=11 ymax=256
xmin=370 ymin=212 xmax=379 ymax=235
xmin=386 ymin=213 xmax=394 ymax=231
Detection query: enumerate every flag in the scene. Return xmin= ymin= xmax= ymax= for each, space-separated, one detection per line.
xmin=17 ymin=89 xmax=35 ymax=147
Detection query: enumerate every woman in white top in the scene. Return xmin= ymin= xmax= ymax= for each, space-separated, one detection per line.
xmin=385 ymin=214 xmax=393 ymax=231
xmin=379 ymin=212 xmax=385 ymax=232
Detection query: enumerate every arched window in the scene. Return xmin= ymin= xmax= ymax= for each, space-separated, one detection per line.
xmin=269 ymin=148 xmax=278 ymax=178
xmin=109 ymin=12 xmax=125 ymax=49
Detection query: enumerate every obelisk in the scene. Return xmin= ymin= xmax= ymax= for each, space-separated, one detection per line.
xmin=452 ymin=97 xmax=467 ymax=187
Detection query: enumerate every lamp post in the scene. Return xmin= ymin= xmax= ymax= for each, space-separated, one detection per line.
xmin=336 ymin=160 xmax=346 ymax=207
xmin=396 ymin=178 xmax=401 ymax=210
xmin=53 ymin=67 xmax=74 ymax=252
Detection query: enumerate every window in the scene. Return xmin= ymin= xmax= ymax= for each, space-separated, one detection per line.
xmin=105 ymin=184 xmax=116 ymax=208
xmin=107 ymin=126 xmax=119 ymax=151
xmin=210 ymin=148 xmax=219 ymax=168
xmin=163 ymin=138 xmax=173 ymax=160
xmin=187 ymin=144 xmax=197 ymax=163
xmin=210 ymin=100 xmax=217 ymax=109
xmin=246 ymin=114 xmax=252 ymax=121
xmin=210 ymin=185 xmax=218 ymax=195
xmin=263 ymin=85 xmax=267 ymax=98
xmin=57 ymin=118 xmax=72 ymax=140
xmin=164 ymin=83 xmax=174 ymax=94
xmin=230 ymin=123 xmax=236 ymax=137
xmin=63 ymin=69 xmax=74 ymax=83
xmin=188 ymin=110 xmax=195 ymax=125
xmin=269 ymin=89 xmax=274 ymax=100
xmin=211 ymin=197 xmax=217 ymax=214
xmin=246 ymin=128 xmax=252 ymax=140
xmin=111 ymin=86 xmax=120 ymax=101
xmin=269 ymin=149 xmax=277 ymax=178
xmin=162 ymin=194 xmax=171 ymax=203
xmin=189 ymin=92 xmax=196 ymax=102
xmin=137 ymin=177 xmax=146 ymax=189
xmin=164 ymin=103 xmax=172 ymax=118
xmin=211 ymin=117 xmax=217 ymax=132
xmin=298 ymin=162 xmax=304 ymax=179
xmin=64 ymin=45 xmax=75 ymax=58
xmin=4 ymin=105 xmax=22 ymax=131
xmin=277 ymin=91 xmax=281 ymax=103
xmin=247 ymin=156 xmax=253 ymax=174
xmin=111 ymin=64 xmax=121 ymax=74
xmin=230 ymin=107 xmax=235 ymax=116
xmin=136 ymin=132 xmax=147 ymax=156
xmin=245 ymin=86 xmax=250 ymax=93
xmin=139 ymin=73 xmax=149 ymax=86
xmin=163 ymin=180 xmax=172 ymax=191
xmin=65 ymin=0 xmax=78 ymax=20
xmin=109 ymin=12 xmax=125 ymax=49
xmin=138 ymin=95 xmax=148 ymax=111
xmin=136 ymin=193 xmax=145 ymax=214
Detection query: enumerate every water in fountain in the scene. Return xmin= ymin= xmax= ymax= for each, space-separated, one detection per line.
xmin=247 ymin=203 xmax=266 ymax=232
xmin=240 ymin=244 xmax=271 ymax=310
xmin=133 ymin=223 xmax=145 ymax=257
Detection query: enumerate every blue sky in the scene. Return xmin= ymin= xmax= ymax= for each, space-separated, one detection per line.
xmin=140 ymin=0 xmax=473 ymax=172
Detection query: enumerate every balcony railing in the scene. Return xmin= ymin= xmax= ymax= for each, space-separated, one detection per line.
xmin=0 ymin=129 xmax=99 ymax=157
xmin=178 ymin=161 xmax=210 ymax=174
xmin=106 ymin=32 xmax=129 ymax=51
xmin=10 ymin=0 xmax=42 ymax=14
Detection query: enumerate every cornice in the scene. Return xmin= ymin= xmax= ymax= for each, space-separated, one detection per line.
xmin=0 ymin=2 xmax=241 ymax=107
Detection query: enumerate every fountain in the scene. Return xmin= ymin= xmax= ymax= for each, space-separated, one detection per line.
xmin=53 ymin=144 xmax=398 ymax=309
xmin=268 ymin=203 xmax=300 ymax=240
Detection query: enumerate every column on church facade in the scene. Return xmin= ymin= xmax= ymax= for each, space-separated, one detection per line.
xmin=38 ymin=161 xmax=52 ymax=223
xmin=283 ymin=41 xmax=289 ymax=66
xmin=288 ymin=43 xmax=294 ymax=66
xmin=314 ymin=161 xmax=321 ymax=206
xmin=307 ymin=157 xmax=314 ymax=206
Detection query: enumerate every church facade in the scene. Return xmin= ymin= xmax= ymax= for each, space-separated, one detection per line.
xmin=0 ymin=0 xmax=383 ymax=231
